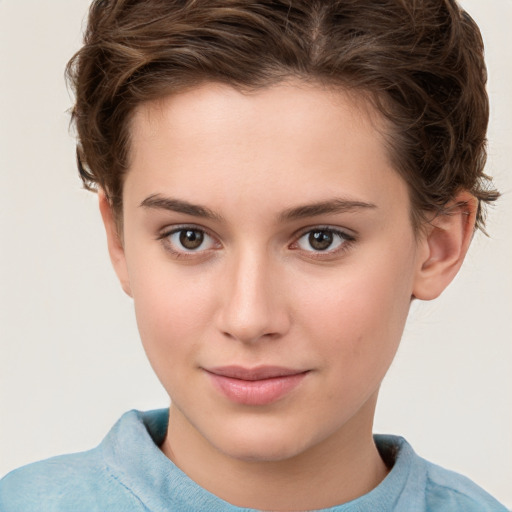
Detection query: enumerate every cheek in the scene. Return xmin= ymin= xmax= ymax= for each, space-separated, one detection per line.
xmin=128 ymin=259 xmax=219 ymax=381
xmin=130 ymin=248 xmax=216 ymax=325
xmin=295 ymin=249 xmax=415 ymax=375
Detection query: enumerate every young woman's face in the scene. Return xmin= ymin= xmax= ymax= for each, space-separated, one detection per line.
xmin=118 ymin=81 xmax=427 ymax=462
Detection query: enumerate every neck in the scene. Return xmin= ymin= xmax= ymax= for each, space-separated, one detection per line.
xmin=161 ymin=393 xmax=388 ymax=511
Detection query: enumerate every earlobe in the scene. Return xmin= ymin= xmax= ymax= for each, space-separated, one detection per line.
xmin=98 ymin=190 xmax=132 ymax=297
xmin=412 ymin=191 xmax=477 ymax=301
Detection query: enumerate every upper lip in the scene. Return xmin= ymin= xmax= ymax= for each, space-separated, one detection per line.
xmin=205 ymin=365 xmax=308 ymax=381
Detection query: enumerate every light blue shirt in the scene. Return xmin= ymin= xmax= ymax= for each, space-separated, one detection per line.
xmin=0 ymin=409 xmax=507 ymax=511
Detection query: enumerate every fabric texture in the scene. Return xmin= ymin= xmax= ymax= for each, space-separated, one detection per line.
xmin=0 ymin=409 xmax=507 ymax=512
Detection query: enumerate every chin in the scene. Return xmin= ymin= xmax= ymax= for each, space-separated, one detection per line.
xmin=210 ymin=422 xmax=316 ymax=463
xmin=222 ymin=441 xmax=304 ymax=463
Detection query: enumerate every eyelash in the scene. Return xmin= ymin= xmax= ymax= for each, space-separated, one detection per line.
xmin=157 ymin=225 xmax=220 ymax=259
xmin=157 ymin=225 xmax=356 ymax=260
xmin=290 ymin=226 xmax=356 ymax=259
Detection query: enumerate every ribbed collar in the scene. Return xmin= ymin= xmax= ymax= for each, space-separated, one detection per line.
xmin=100 ymin=409 xmax=426 ymax=512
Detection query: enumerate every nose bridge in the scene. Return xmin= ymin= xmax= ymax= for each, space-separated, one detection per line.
xmin=218 ymin=245 xmax=287 ymax=343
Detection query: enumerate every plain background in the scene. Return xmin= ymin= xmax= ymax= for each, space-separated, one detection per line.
xmin=0 ymin=0 xmax=511 ymax=507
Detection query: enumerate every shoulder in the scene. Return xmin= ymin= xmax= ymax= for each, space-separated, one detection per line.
xmin=374 ymin=435 xmax=508 ymax=512
xmin=0 ymin=409 xmax=168 ymax=512
xmin=0 ymin=445 xmax=144 ymax=512
xmin=423 ymin=461 xmax=509 ymax=512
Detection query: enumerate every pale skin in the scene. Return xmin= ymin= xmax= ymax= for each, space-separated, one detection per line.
xmin=99 ymin=80 xmax=476 ymax=511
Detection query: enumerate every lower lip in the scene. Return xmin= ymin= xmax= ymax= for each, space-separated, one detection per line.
xmin=206 ymin=372 xmax=308 ymax=406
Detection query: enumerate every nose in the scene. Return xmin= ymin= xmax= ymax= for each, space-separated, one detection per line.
xmin=215 ymin=248 xmax=290 ymax=344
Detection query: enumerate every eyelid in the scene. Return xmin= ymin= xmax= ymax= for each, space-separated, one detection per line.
xmin=156 ymin=223 xmax=356 ymax=260
xmin=292 ymin=225 xmax=356 ymax=242
xmin=157 ymin=224 xmax=222 ymax=257
xmin=289 ymin=225 xmax=356 ymax=257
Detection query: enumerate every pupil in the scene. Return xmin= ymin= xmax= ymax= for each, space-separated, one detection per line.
xmin=179 ymin=229 xmax=204 ymax=250
xmin=309 ymin=230 xmax=333 ymax=251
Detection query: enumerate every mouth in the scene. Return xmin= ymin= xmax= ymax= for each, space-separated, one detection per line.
xmin=203 ymin=365 xmax=310 ymax=406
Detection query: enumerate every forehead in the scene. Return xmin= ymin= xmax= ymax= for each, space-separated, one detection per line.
xmin=131 ymin=81 xmax=386 ymax=153
xmin=125 ymin=80 xmax=408 ymax=219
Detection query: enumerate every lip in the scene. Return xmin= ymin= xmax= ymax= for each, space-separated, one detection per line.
xmin=204 ymin=365 xmax=309 ymax=406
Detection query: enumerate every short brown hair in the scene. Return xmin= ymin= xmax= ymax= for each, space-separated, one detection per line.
xmin=67 ymin=0 xmax=499 ymax=231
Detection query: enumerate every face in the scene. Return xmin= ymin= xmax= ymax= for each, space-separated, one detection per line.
xmin=112 ymin=81 xmax=429 ymax=463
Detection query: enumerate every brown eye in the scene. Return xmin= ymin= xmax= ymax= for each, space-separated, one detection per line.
xmin=164 ymin=227 xmax=217 ymax=253
xmin=179 ymin=229 xmax=204 ymax=250
xmin=308 ymin=230 xmax=334 ymax=251
xmin=295 ymin=228 xmax=351 ymax=254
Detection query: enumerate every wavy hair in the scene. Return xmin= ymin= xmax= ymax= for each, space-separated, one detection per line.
xmin=66 ymin=0 xmax=499 ymax=231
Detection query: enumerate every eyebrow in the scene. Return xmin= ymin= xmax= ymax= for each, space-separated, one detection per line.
xmin=140 ymin=194 xmax=223 ymax=221
xmin=140 ymin=194 xmax=377 ymax=222
xmin=278 ymin=198 xmax=377 ymax=222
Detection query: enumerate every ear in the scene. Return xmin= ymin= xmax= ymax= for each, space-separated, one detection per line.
xmin=98 ymin=190 xmax=132 ymax=297
xmin=413 ymin=191 xmax=477 ymax=301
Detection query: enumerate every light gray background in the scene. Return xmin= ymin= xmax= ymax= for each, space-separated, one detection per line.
xmin=1 ymin=0 xmax=511 ymax=507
